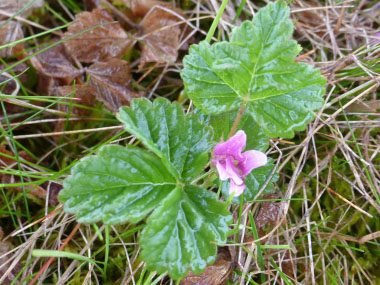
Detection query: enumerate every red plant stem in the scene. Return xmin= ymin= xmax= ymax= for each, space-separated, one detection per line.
xmin=228 ymin=101 xmax=247 ymax=138
xmin=29 ymin=223 xmax=81 ymax=285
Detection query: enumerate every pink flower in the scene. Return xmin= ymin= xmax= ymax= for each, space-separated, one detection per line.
xmin=212 ymin=130 xmax=268 ymax=197
xmin=374 ymin=31 xmax=380 ymax=44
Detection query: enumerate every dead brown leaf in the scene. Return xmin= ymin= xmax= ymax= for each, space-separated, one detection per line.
xmin=0 ymin=145 xmax=15 ymax=167
xmin=0 ymin=21 xmax=24 ymax=59
xmin=36 ymin=75 xmax=61 ymax=98
xmin=0 ymin=227 xmax=21 ymax=285
xmin=250 ymin=195 xmax=294 ymax=279
xmin=255 ymin=194 xmax=282 ymax=237
xmin=0 ymin=145 xmax=34 ymax=168
xmin=266 ymin=242 xmax=295 ymax=280
xmin=126 ymin=0 xmax=175 ymax=17
xmin=0 ymin=62 xmax=28 ymax=95
xmin=41 ymin=181 xmax=63 ymax=206
xmin=63 ymin=8 xmax=134 ymax=63
xmin=87 ymin=58 xmax=142 ymax=112
xmin=0 ymin=0 xmax=44 ymax=20
xmin=30 ymin=43 xmax=82 ymax=84
xmin=181 ymin=247 xmax=233 ymax=285
xmin=0 ymin=146 xmax=61 ymax=203
xmin=84 ymin=0 xmax=101 ymax=10
xmin=0 ymin=145 xmax=47 ymax=200
xmin=52 ymin=84 xmax=97 ymax=137
xmin=56 ymin=84 xmax=96 ymax=116
xmin=3 ymin=173 xmax=47 ymax=200
xmin=139 ymin=6 xmax=183 ymax=67
xmin=346 ymin=100 xmax=380 ymax=113
xmin=0 ymin=62 xmax=29 ymax=116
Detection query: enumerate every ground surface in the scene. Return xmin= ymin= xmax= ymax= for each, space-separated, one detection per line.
xmin=0 ymin=0 xmax=379 ymax=284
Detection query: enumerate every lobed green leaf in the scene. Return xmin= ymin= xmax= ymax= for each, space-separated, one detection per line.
xmin=181 ymin=0 xmax=326 ymax=138
xmin=60 ymin=99 xmax=233 ymax=279
xmin=198 ymin=109 xmax=270 ymax=152
xmin=118 ymin=98 xmax=214 ymax=182
xmin=59 ymin=145 xmax=177 ymax=224
xmin=140 ymin=185 xmax=232 ymax=279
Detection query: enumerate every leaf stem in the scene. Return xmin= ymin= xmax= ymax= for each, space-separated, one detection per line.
xmin=228 ymin=101 xmax=247 ymax=138
xmin=205 ymin=0 xmax=229 ymax=43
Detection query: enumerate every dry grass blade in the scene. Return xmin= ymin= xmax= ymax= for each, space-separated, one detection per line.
xmin=0 ymin=0 xmax=380 ymax=284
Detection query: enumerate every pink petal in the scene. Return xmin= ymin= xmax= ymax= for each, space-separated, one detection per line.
xmin=374 ymin=31 xmax=380 ymax=44
xmin=214 ymin=159 xmax=229 ymax=181
xmin=214 ymin=156 xmax=243 ymax=185
xmin=238 ymin=150 xmax=267 ymax=176
xmin=214 ymin=130 xmax=247 ymax=161
xmin=229 ymin=180 xmax=246 ymax=197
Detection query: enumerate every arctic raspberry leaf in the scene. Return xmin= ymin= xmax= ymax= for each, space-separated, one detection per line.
xmin=140 ymin=185 xmax=232 ymax=280
xmin=199 ymin=110 xmax=270 ymax=152
xmin=60 ymin=98 xmax=232 ymax=279
xmin=58 ymin=145 xmax=176 ymax=224
xmin=117 ymin=98 xmax=213 ymax=182
xmin=181 ymin=0 xmax=326 ymax=138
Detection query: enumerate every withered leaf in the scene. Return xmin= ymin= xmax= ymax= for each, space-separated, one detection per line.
xmin=0 ymin=145 xmax=15 ymax=167
xmin=255 ymin=194 xmax=282 ymax=237
xmin=87 ymin=58 xmax=142 ymax=112
xmin=0 ymin=21 xmax=24 ymax=59
xmin=0 ymin=62 xmax=28 ymax=95
xmin=37 ymin=75 xmax=60 ymax=97
xmin=0 ymin=63 xmax=29 ymax=118
xmin=63 ymin=8 xmax=134 ymax=63
xmin=126 ymin=0 xmax=175 ymax=17
xmin=53 ymin=84 xmax=96 ymax=140
xmin=0 ymin=227 xmax=21 ymax=285
xmin=0 ymin=145 xmax=34 ymax=168
xmin=0 ymin=237 xmax=14 ymax=285
xmin=139 ymin=6 xmax=183 ymax=66
xmin=180 ymin=247 xmax=233 ymax=285
xmin=0 ymin=0 xmax=44 ymax=20
xmin=30 ymin=44 xmax=82 ymax=83
xmin=346 ymin=100 xmax=380 ymax=113
xmin=56 ymin=84 xmax=96 ymax=116
xmin=84 ymin=0 xmax=101 ymax=10
xmin=0 ymin=145 xmax=46 ymax=201
xmin=41 ymin=181 xmax=63 ymax=206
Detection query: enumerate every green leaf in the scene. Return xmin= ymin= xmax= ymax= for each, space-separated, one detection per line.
xmin=198 ymin=109 xmax=270 ymax=152
xmin=60 ymin=98 xmax=233 ymax=279
xmin=222 ymin=159 xmax=278 ymax=203
xmin=181 ymin=0 xmax=326 ymax=138
xmin=117 ymin=98 xmax=213 ymax=182
xmin=140 ymin=185 xmax=232 ymax=279
xmin=59 ymin=145 xmax=177 ymax=224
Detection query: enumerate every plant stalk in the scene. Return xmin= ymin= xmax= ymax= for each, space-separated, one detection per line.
xmin=205 ymin=0 xmax=229 ymax=43
xmin=228 ymin=102 xmax=247 ymax=138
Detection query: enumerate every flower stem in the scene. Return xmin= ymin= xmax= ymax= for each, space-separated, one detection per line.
xmin=228 ymin=101 xmax=247 ymax=138
xmin=205 ymin=0 xmax=229 ymax=43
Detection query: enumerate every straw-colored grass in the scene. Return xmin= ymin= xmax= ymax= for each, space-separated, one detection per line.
xmin=1 ymin=0 xmax=379 ymax=284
